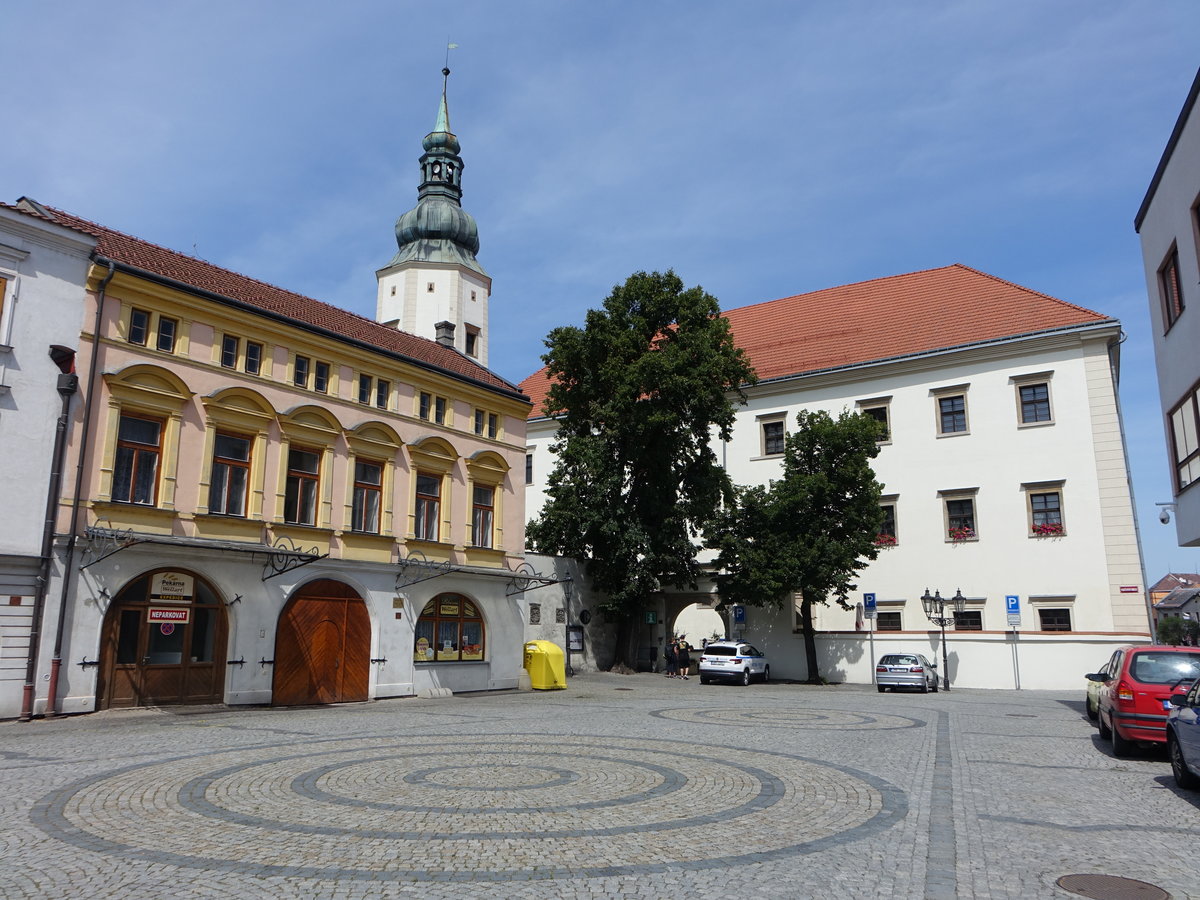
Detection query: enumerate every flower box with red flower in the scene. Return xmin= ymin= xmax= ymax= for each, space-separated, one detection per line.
xmin=948 ymin=526 xmax=975 ymax=543
xmin=1032 ymin=522 xmax=1064 ymax=537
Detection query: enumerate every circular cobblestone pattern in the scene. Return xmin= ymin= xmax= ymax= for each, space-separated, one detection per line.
xmin=652 ymin=707 xmax=923 ymax=730
xmin=32 ymin=733 xmax=906 ymax=882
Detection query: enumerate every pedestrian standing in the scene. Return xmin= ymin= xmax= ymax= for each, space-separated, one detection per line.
xmin=676 ymin=641 xmax=691 ymax=680
xmin=664 ymin=640 xmax=677 ymax=678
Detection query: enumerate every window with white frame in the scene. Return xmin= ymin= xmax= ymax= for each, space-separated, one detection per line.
xmin=112 ymin=414 xmax=163 ymax=505
xmin=284 ymin=447 xmax=320 ymax=526
xmin=1169 ymin=385 xmax=1200 ymax=491
xmin=472 ymin=485 xmax=495 ymax=548
xmin=351 ymin=460 xmax=383 ymax=534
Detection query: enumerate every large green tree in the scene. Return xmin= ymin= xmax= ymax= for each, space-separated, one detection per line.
xmin=527 ymin=271 xmax=755 ymax=665
xmin=708 ymin=409 xmax=885 ymax=683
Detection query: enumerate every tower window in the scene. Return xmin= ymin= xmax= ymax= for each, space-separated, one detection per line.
xmin=427 ymin=282 xmax=435 ymax=293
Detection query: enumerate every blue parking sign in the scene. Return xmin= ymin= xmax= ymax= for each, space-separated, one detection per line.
xmin=863 ymin=593 xmax=877 ymax=620
xmin=732 ymin=605 xmax=746 ymax=624
xmin=1006 ymin=595 xmax=1020 ymax=626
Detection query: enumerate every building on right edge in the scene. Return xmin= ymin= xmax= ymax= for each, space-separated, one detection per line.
xmin=1135 ymin=67 xmax=1200 ymax=548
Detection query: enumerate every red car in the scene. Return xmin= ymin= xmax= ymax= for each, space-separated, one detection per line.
xmin=1087 ymin=645 xmax=1200 ymax=757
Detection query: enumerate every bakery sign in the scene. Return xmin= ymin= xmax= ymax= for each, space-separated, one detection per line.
xmin=151 ymin=572 xmax=194 ymax=602
xmin=147 ymin=606 xmax=191 ymax=625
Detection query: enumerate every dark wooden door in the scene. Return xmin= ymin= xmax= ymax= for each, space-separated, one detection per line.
xmin=97 ymin=573 xmax=227 ymax=709
xmin=272 ymin=580 xmax=370 ymax=706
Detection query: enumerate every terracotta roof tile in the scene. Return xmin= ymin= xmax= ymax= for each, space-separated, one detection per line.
xmin=7 ymin=200 xmax=526 ymax=401
xmin=518 ymin=264 xmax=1114 ymax=418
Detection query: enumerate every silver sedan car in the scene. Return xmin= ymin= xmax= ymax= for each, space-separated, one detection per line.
xmin=876 ymin=652 xmax=939 ymax=693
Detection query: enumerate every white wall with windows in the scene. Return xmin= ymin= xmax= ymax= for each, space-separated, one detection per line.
xmin=1136 ymin=69 xmax=1200 ymax=548
xmin=524 ymin=321 xmax=1149 ymax=689
xmin=0 ymin=209 xmax=93 ymax=719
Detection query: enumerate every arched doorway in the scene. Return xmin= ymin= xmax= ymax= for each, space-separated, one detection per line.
xmin=272 ymin=579 xmax=370 ymax=706
xmin=673 ymin=602 xmax=725 ymax=647
xmin=98 ymin=569 xmax=228 ymax=709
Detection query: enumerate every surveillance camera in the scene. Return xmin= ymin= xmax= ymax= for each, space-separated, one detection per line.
xmin=1160 ymin=508 xmax=1172 ymax=524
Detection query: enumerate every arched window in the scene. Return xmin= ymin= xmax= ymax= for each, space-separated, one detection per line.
xmin=413 ymin=593 xmax=484 ymax=663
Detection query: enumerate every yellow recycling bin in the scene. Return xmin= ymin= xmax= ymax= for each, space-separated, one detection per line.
xmin=523 ymin=640 xmax=567 ymax=690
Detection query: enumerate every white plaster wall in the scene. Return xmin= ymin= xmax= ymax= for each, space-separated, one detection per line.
xmin=34 ymin=545 xmax=528 ymax=716
xmin=1137 ymin=88 xmax=1200 ymax=547
xmin=0 ymin=212 xmax=93 ymax=558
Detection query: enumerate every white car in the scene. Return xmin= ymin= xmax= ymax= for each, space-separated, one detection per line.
xmin=699 ymin=641 xmax=769 ymax=685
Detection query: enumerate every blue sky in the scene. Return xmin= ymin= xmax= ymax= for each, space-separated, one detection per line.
xmin=6 ymin=1 xmax=1199 ymax=583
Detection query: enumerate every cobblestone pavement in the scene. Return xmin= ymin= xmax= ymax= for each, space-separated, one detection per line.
xmin=2 ymin=674 xmax=1197 ymax=899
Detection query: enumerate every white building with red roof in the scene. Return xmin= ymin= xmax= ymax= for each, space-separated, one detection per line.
xmin=522 ymin=265 xmax=1150 ymax=689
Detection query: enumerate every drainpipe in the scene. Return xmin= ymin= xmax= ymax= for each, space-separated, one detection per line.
xmin=18 ymin=351 xmax=79 ymax=721
xmin=45 ymin=260 xmax=114 ymax=717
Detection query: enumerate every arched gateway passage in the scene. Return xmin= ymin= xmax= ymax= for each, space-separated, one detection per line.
xmin=98 ymin=569 xmax=228 ymax=709
xmin=272 ymin=579 xmax=370 ymax=706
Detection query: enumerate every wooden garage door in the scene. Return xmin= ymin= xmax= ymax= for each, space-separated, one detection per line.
xmin=272 ymin=579 xmax=370 ymax=706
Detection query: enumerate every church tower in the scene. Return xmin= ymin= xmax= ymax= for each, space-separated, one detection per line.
xmin=376 ymin=68 xmax=491 ymax=365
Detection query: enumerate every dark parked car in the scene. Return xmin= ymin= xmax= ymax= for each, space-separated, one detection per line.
xmin=1166 ymin=677 xmax=1200 ymax=790
xmin=1087 ymin=645 xmax=1200 ymax=756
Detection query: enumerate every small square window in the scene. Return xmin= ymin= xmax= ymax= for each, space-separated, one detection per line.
xmin=1019 ymin=383 xmax=1051 ymax=424
xmin=314 ymin=361 xmax=330 ymax=394
xmin=1038 ymin=608 xmax=1072 ymax=632
xmin=940 ymin=491 xmax=977 ymax=541
xmin=156 ymin=316 xmax=177 ymax=353
xmin=938 ymin=395 xmax=967 ymax=434
xmin=1024 ymin=482 xmax=1065 ymax=537
xmin=465 ymin=326 xmax=480 ymax=358
xmin=876 ymin=611 xmax=902 ymax=631
xmin=220 ymin=335 xmax=239 ymax=369
xmin=245 ymin=342 xmax=263 ymax=375
xmin=375 ymin=379 xmax=390 ymax=410
xmin=427 ymin=282 xmax=436 ymax=293
xmin=129 ymin=308 xmax=150 ymax=345
xmin=761 ymin=419 xmax=785 ymax=456
xmin=293 ymin=355 xmax=310 ymax=388
xmin=954 ymin=610 xmax=983 ymax=631
xmin=862 ymin=405 xmax=889 ymax=442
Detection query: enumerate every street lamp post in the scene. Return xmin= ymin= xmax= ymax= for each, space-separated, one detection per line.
xmin=921 ymin=588 xmax=965 ymax=692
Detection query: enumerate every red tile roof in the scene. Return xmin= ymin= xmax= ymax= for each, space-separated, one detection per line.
xmin=6 ymin=200 xmax=526 ymax=400
xmin=519 ymin=264 xmax=1114 ymax=418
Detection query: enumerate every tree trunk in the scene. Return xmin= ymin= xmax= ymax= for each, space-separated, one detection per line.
xmin=612 ymin=615 xmax=635 ymax=669
xmin=800 ymin=596 xmax=821 ymax=684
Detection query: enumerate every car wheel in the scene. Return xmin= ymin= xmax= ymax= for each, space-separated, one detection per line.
xmin=1085 ymin=695 xmax=1098 ymax=722
xmin=1111 ymin=724 xmax=1136 ymax=758
xmin=1098 ymin=710 xmax=1111 ymax=739
xmin=761 ymin=665 xmax=769 ymax=684
xmin=919 ymin=680 xmax=929 ymax=694
xmin=741 ymin=668 xmax=751 ymax=686
xmin=1169 ymin=733 xmax=1200 ymax=790
xmin=931 ymin=679 xmax=939 ymax=693
xmin=700 ymin=675 xmax=711 ymax=685
xmin=877 ymin=685 xmax=886 ymax=693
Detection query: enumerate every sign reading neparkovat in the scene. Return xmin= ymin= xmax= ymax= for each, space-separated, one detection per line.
xmin=151 ymin=572 xmax=194 ymax=602
xmin=147 ymin=606 xmax=191 ymax=625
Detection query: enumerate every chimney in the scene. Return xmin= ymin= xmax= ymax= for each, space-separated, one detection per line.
xmin=434 ymin=321 xmax=456 ymax=347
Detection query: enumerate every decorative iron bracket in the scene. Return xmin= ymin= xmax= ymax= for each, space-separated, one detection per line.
xmin=80 ymin=522 xmax=139 ymax=569
xmin=227 ymin=657 xmax=246 ymax=667
xmin=370 ymin=658 xmax=388 ymax=665
xmin=505 ymin=561 xmax=566 ymax=596
xmin=77 ymin=657 xmax=100 ymax=669
xmin=395 ymin=550 xmax=455 ymax=590
xmin=262 ymin=534 xmax=327 ymax=581
xmin=259 ymin=657 xmax=274 ymax=668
